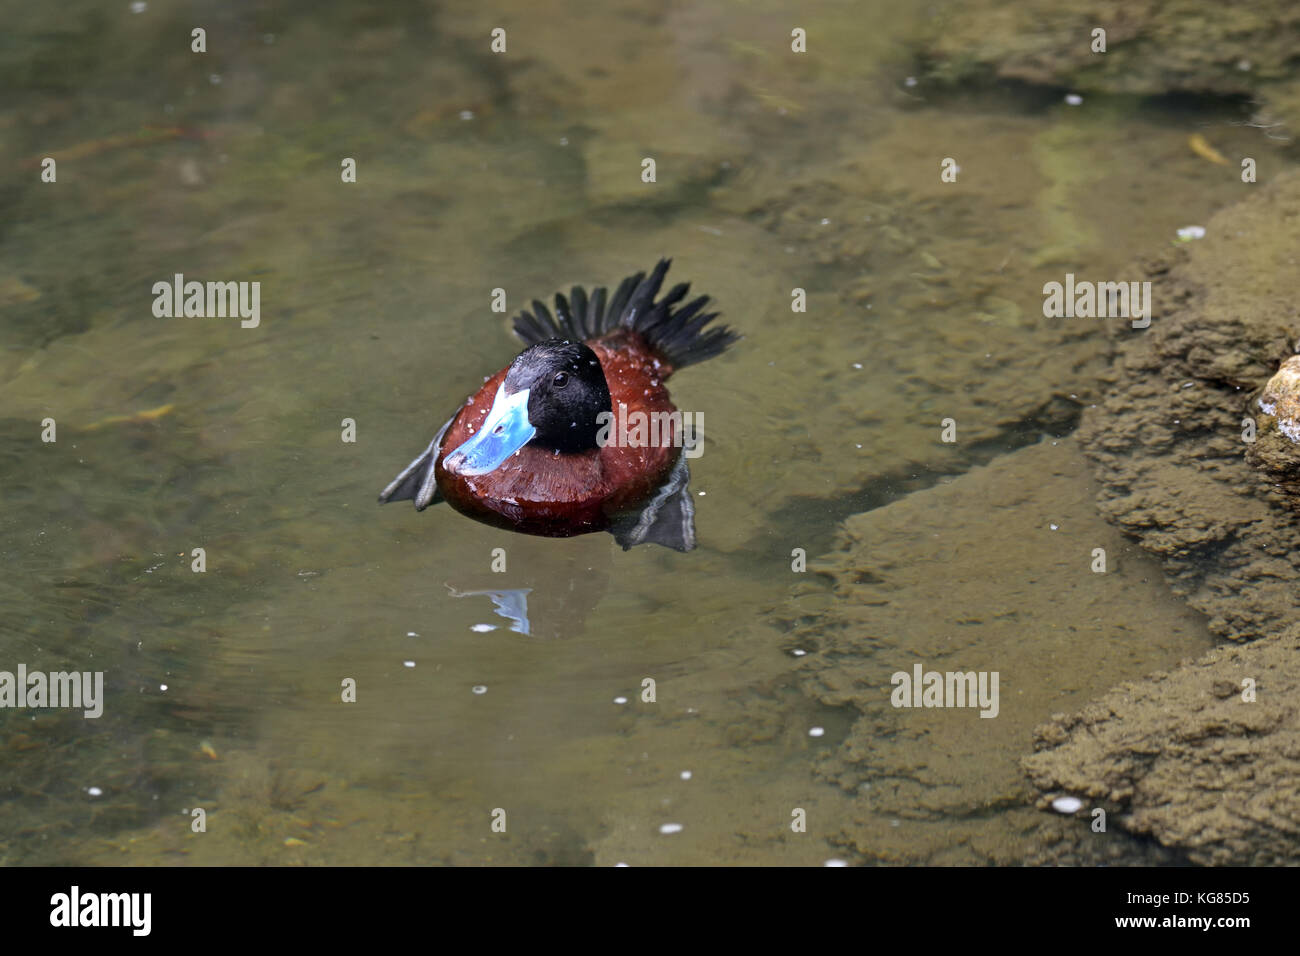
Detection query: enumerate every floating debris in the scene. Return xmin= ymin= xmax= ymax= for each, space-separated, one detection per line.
xmin=83 ymin=403 xmax=175 ymax=431
xmin=1051 ymin=795 xmax=1084 ymax=814
xmin=0 ymin=276 xmax=40 ymax=306
xmin=1188 ymin=133 xmax=1229 ymax=166
xmin=21 ymin=125 xmax=195 ymax=169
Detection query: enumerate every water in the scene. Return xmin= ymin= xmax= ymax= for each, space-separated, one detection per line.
xmin=0 ymin=0 xmax=1278 ymax=865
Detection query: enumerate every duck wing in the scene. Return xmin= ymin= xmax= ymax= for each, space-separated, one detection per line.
xmin=377 ymin=415 xmax=453 ymax=511
xmin=606 ymin=453 xmax=696 ymax=552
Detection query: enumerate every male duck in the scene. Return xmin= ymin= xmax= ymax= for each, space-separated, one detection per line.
xmin=378 ymin=259 xmax=737 ymax=551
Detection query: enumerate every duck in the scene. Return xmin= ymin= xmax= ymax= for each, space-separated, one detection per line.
xmin=378 ymin=259 xmax=737 ymax=551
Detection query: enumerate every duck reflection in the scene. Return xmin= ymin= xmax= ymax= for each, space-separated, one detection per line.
xmin=445 ymin=584 xmax=533 ymax=635
xmin=442 ymin=535 xmax=613 ymax=640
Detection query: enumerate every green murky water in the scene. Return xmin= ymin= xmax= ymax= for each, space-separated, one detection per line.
xmin=0 ymin=0 xmax=1285 ymax=864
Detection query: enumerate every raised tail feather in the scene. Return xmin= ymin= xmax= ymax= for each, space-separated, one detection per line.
xmin=512 ymin=259 xmax=738 ymax=369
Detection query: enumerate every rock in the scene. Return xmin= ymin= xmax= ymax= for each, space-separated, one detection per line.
xmin=1256 ymin=355 xmax=1300 ymax=441
xmin=1247 ymin=354 xmax=1300 ymax=492
xmin=1023 ymin=627 xmax=1300 ymax=866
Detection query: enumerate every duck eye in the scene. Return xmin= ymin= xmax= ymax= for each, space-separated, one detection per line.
xmin=553 ymin=371 xmax=569 ymax=388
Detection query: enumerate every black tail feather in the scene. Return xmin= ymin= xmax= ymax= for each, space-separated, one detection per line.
xmin=587 ymin=287 xmax=607 ymax=336
xmin=512 ymin=259 xmax=738 ymax=369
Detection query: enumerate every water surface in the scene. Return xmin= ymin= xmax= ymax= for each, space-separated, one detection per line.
xmin=0 ymin=0 xmax=1279 ymax=865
